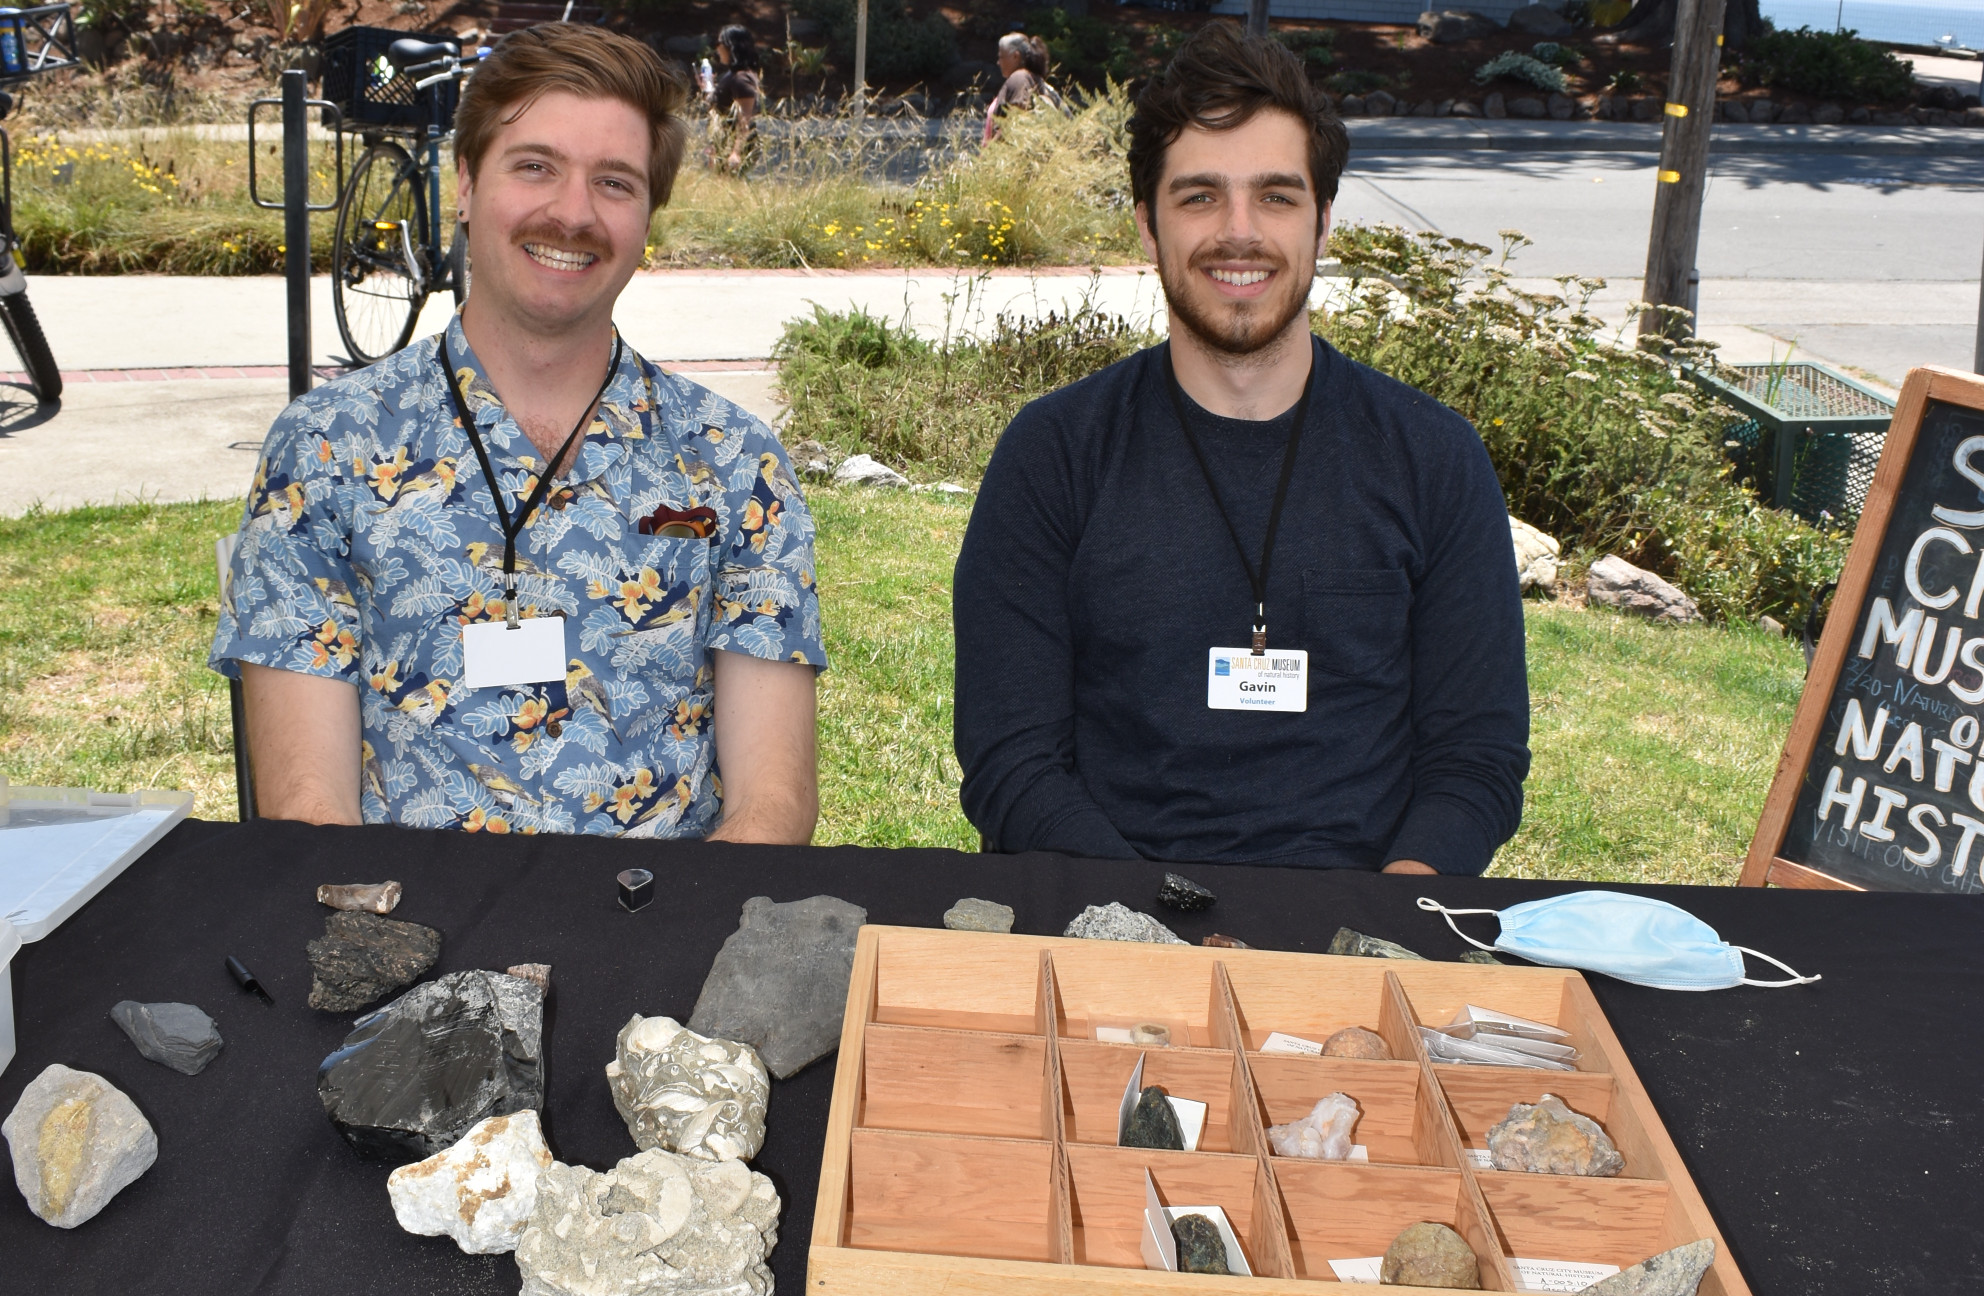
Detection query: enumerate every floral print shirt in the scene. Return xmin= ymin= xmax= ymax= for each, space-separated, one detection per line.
xmin=210 ymin=315 xmax=827 ymax=836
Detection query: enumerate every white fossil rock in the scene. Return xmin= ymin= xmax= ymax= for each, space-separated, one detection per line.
xmin=385 ymin=1110 xmax=553 ymax=1254
xmin=2 ymin=1063 xmax=158 ymax=1228
xmin=515 ymin=1148 xmax=780 ymax=1296
xmin=606 ymin=1014 xmax=769 ymax=1163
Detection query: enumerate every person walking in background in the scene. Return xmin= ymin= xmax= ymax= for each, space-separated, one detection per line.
xmin=708 ymin=24 xmax=762 ymax=172
xmin=983 ymin=32 xmax=1055 ymax=144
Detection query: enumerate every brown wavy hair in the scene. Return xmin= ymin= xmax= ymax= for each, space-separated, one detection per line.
xmin=1127 ymin=22 xmax=1348 ymax=236
xmin=454 ymin=23 xmax=690 ymax=211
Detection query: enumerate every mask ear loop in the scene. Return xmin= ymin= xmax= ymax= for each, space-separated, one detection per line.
xmin=1414 ymin=897 xmax=1501 ymax=953
xmin=1733 ymin=946 xmax=1822 ymax=987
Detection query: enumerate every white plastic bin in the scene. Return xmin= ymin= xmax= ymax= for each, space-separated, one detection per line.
xmin=0 ymin=915 xmax=19 ymax=1077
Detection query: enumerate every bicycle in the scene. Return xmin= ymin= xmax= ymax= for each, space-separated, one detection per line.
xmin=323 ymin=30 xmax=486 ymax=365
xmin=0 ymin=5 xmax=81 ymax=403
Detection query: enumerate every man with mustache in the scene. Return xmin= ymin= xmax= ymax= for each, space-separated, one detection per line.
xmin=211 ymin=25 xmax=825 ymax=839
xmin=953 ymin=24 xmax=1528 ymax=875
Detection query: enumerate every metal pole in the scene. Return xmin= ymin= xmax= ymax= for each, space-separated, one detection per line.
xmin=1248 ymin=0 xmax=1270 ymax=39
xmin=853 ymin=0 xmax=868 ymax=114
xmin=1974 ymin=230 xmax=1984 ymax=372
xmin=282 ymin=68 xmax=311 ymax=400
xmin=1638 ymin=0 xmax=1726 ymax=345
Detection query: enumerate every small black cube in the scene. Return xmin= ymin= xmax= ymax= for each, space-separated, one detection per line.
xmin=617 ymin=868 xmax=655 ymax=913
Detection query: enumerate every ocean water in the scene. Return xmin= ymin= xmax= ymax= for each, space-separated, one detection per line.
xmin=1761 ymin=0 xmax=1984 ymax=50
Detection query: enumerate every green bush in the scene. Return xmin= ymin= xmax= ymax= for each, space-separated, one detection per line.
xmin=1326 ymin=69 xmax=1393 ymax=96
xmin=1025 ymin=7 xmax=1136 ymax=86
xmin=1320 ymin=225 xmax=1848 ymax=621
xmin=1276 ymin=29 xmax=1338 ymax=71
xmin=1474 ymin=52 xmax=1569 ymax=93
xmin=1743 ymin=27 xmax=1914 ymax=102
xmin=798 ymin=0 xmax=958 ymax=83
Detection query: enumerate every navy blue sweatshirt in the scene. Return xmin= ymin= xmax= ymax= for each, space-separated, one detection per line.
xmin=952 ymin=336 xmax=1529 ymax=874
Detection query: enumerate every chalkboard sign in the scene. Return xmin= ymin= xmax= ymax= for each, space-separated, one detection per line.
xmin=1746 ymin=367 xmax=1984 ymax=891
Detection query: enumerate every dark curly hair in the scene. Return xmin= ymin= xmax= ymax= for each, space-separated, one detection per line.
xmin=718 ymin=25 xmax=761 ymax=71
xmin=1127 ymin=22 xmax=1347 ymax=236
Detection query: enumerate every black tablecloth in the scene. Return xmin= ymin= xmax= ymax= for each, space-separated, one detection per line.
xmin=2 ymin=819 xmax=1979 ymax=1294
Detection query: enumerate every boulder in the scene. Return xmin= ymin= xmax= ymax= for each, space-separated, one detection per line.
xmin=1510 ymin=517 xmax=1560 ymax=593
xmin=1967 ymin=106 xmax=1984 ymax=128
xmin=1587 ymin=555 xmax=1700 ymax=623
xmin=1341 ymin=94 xmax=1367 ymax=115
xmin=1417 ymin=10 xmax=1497 ymax=43
xmin=1451 ymin=99 xmax=1482 ymax=117
xmin=1413 ymin=99 xmax=1439 ymax=116
xmin=1813 ymin=102 xmax=1845 ymax=124
xmin=1510 ymin=96 xmax=1546 ymax=119
xmin=1778 ymin=102 xmax=1812 ymax=124
xmin=1484 ymin=92 xmax=1507 ymax=118
xmin=1367 ymin=90 xmax=1398 ymax=115
xmin=1547 ymin=92 xmax=1575 ymax=120
xmin=1747 ymin=98 xmax=1776 ymax=122
xmin=1509 ymin=3 xmax=1572 ymax=36
xmin=1848 ymin=106 xmax=1872 ymax=124
xmin=1631 ymin=96 xmax=1657 ymax=121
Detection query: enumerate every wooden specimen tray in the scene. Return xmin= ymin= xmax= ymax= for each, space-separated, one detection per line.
xmin=809 ymin=927 xmax=1751 ymax=1295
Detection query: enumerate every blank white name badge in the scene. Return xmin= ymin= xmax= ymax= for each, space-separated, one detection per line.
xmin=1207 ymin=647 xmax=1308 ymax=713
xmin=462 ymin=616 xmax=568 ymax=690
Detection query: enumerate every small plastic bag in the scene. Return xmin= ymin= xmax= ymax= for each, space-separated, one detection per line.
xmin=1267 ymin=1092 xmax=1360 ymax=1160
xmin=1419 ymin=1026 xmax=1578 ymax=1071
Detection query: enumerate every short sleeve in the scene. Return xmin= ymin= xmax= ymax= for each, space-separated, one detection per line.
xmin=704 ymin=416 xmax=828 ymax=671
xmin=208 ymin=399 xmax=365 ymax=685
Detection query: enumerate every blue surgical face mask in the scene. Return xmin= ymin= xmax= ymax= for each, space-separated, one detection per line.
xmin=1417 ymin=893 xmax=1820 ymax=991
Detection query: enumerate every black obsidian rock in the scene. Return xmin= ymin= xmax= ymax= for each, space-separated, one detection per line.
xmin=1172 ymin=1213 xmax=1231 ymax=1274
xmin=317 ymin=969 xmax=545 ymax=1162
xmin=109 ymin=1000 xmax=223 ymax=1075
xmin=306 ymin=910 xmax=442 ymax=1012
xmin=1156 ymin=872 xmax=1216 ymax=913
xmin=1123 ymin=1084 xmax=1185 ymax=1151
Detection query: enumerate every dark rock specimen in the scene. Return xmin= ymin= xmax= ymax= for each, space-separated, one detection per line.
xmin=1156 ymin=872 xmax=1216 ymax=913
xmin=1329 ymin=927 xmax=1426 ymax=960
xmin=108 ymin=1001 xmax=223 ymax=1075
xmin=307 ymin=911 xmax=441 ymax=1012
xmin=688 ymin=895 xmax=868 ymax=1080
xmin=318 ymin=969 xmax=544 ymax=1163
xmin=1122 ymin=1085 xmax=1185 ymax=1151
xmin=1381 ymin=1221 xmax=1480 ymax=1288
xmin=1171 ymin=1213 xmax=1230 ymax=1275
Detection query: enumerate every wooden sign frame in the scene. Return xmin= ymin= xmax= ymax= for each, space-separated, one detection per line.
xmin=1743 ymin=366 xmax=1984 ymax=888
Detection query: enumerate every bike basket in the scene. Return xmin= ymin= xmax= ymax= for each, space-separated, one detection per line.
xmin=321 ymin=26 xmax=459 ymax=130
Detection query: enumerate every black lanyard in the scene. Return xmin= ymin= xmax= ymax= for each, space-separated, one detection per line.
xmin=441 ymin=330 xmax=622 ymax=628
xmin=1164 ymin=339 xmax=1314 ymax=655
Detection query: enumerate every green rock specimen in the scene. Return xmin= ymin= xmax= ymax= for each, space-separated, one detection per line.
xmin=1122 ymin=1084 xmax=1185 ymax=1151
xmin=1171 ymin=1212 xmax=1230 ymax=1275
xmin=1329 ymin=927 xmax=1427 ymax=960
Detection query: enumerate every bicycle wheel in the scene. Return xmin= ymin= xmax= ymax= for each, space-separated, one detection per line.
xmin=448 ymin=219 xmax=471 ymax=308
xmin=0 ymin=285 xmax=61 ymax=403
xmin=332 ymin=141 xmax=429 ymax=366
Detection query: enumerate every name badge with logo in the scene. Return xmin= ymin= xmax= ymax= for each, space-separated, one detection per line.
xmin=462 ymin=616 xmax=568 ymax=690
xmin=1207 ymin=647 xmax=1308 ymax=713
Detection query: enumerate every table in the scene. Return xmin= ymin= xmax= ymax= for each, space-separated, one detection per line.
xmin=1 ymin=819 xmax=1979 ymax=1295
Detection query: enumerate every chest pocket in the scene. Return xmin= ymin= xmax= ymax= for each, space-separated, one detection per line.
xmin=1302 ymin=567 xmax=1412 ymax=679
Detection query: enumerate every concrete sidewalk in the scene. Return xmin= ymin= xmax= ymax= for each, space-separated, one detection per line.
xmin=0 ymin=267 xmax=1957 ymax=517
xmin=1346 ymin=117 xmax=1984 ymax=155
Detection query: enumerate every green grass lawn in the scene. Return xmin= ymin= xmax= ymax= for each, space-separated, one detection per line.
xmin=0 ymin=493 xmax=1805 ymax=884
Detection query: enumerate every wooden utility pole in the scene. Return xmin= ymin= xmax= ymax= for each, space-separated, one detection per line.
xmin=1248 ymin=0 xmax=1270 ymax=39
xmin=853 ymin=0 xmax=869 ymax=113
xmin=1638 ymin=0 xmax=1726 ymax=344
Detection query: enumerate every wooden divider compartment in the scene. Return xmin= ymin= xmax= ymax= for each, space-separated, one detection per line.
xmin=813 ymin=928 xmax=1755 ymax=1296
xmin=1249 ymin=1055 xmax=1443 ymax=1167
xmin=1273 ymin=1161 xmax=1512 ymax=1288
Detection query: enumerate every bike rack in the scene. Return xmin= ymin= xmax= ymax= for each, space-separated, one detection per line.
xmin=248 ymin=74 xmax=344 ymax=400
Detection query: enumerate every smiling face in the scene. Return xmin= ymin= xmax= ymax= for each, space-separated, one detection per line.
xmin=1135 ymin=108 xmax=1329 ymax=362
xmin=456 ymin=90 xmax=653 ymax=340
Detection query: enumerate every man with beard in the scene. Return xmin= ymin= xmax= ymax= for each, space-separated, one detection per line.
xmin=952 ymin=23 xmax=1528 ymax=874
xmin=210 ymin=25 xmax=825 ymax=839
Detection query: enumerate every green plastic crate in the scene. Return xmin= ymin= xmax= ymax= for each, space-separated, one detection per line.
xmin=1689 ymin=361 xmax=1895 ymax=527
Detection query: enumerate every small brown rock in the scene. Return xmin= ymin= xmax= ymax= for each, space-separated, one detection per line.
xmin=316 ymin=881 xmax=402 ymax=914
xmin=1321 ymin=1026 xmax=1391 ymax=1060
xmin=1487 ymin=1094 xmax=1624 ymax=1176
xmin=506 ymin=964 xmax=551 ymax=990
xmin=1202 ymin=933 xmax=1250 ymax=949
xmin=1381 ymin=1221 xmax=1480 ymax=1288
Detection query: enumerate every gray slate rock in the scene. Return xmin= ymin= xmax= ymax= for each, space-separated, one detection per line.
xmin=943 ymin=897 xmax=1015 ymax=933
xmin=109 ymin=1000 xmax=222 ymax=1075
xmin=306 ymin=910 xmax=442 ymax=1012
xmin=1587 ymin=554 xmax=1701 ymax=623
xmin=832 ymin=453 xmax=910 ymax=489
xmin=3 ymin=1064 xmax=158 ymax=1228
xmin=1328 ymin=926 xmax=1427 ymax=960
xmin=689 ymin=895 xmax=867 ymax=1080
xmin=1381 ymin=1221 xmax=1480 ymax=1288
xmin=1582 ymin=1239 xmax=1715 ymax=1296
xmin=1063 ymin=902 xmax=1186 ymax=945
xmin=515 ymin=1149 xmax=780 ymax=1296
xmin=318 ymin=970 xmax=545 ymax=1162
